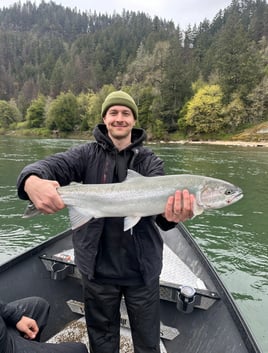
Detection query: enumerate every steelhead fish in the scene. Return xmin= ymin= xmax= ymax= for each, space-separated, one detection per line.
xmin=23 ymin=170 xmax=243 ymax=231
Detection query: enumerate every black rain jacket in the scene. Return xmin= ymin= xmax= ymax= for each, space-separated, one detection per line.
xmin=17 ymin=124 xmax=176 ymax=284
xmin=0 ymin=299 xmax=24 ymax=327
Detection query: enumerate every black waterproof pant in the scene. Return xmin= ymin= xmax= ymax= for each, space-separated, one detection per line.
xmin=0 ymin=297 xmax=88 ymax=353
xmin=82 ymin=276 xmax=161 ymax=353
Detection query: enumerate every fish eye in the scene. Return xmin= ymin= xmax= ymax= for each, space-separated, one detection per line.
xmin=225 ymin=189 xmax=234 ymax=195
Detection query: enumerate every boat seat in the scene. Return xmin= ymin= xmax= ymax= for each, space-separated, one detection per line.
xmin=161 ymin=243 xmax=206 ymax=290
xmin=41 ymin=244 xmax=206 ymax=289
xmin=40 ymin=243 xmax=219 ymax=311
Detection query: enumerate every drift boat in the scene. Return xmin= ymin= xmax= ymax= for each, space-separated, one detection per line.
xmin=0 ymin=224 xmax=262 ymax=353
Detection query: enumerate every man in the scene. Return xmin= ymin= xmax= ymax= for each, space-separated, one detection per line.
xmin=0 ymin=296 xmax=88 ymax=353
xmin=17 ymin=90 xmax=195 ymax=353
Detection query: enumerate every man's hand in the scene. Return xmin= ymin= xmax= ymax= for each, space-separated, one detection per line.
xmin=163 ymin=189 xmax=195 ymax=223
xmin=24 ymin=175 xmax=65 ymax=214
xmin=16 ymin=315 xmax=39 ymax=340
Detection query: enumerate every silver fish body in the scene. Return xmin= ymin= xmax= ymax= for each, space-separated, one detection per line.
xmin=23 ymin=170 xmax=243 ymax=231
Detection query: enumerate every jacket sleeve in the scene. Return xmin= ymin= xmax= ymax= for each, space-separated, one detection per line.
xmin=17 ymin=143 xmax=93 ymax=200
xmin=0 ymin=300 xmax=24 ymax=327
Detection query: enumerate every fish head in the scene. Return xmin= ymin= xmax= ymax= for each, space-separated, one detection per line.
xmin=197 ymin=181 xmax=244 ymax=210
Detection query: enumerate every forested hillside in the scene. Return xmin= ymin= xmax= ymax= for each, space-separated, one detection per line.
xmin=0 ymin=0 xmax=267 ymax=139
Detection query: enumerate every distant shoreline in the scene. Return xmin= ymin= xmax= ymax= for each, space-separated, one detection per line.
xmin=3 ymin=131 xmax=268 ymax=147
xmin=153 ymin=140 xmax=268 ymax=148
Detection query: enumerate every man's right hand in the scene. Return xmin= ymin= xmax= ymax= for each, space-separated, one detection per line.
xmin=24 ymin=175 xmax=65 ymax=214
xmin=16 ymin=315 xmax=39 ymax=340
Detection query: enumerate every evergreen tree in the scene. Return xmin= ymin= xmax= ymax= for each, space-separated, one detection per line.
xmin=214 ymin=11 xmax=262 ymax=101
xmin=160 ymin=30 xmax=192 ymax=131
xmin=0 ymin=0 xmax=267 ymax=137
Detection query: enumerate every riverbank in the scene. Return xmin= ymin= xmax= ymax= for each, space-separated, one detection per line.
xmin=3 ymin=126 xmax=268 ymax=148
xmin=164 ymin=140 xmax=268 ymax=148
xmin=165 ymin=121 xmax=268 ymax=147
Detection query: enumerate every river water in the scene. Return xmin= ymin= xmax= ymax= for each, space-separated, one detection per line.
xmin=0 ymin=136 xmax=267 ymax=352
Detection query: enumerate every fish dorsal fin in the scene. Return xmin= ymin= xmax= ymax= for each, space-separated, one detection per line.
xmin=192 ymin=197 xmax=204 ymax=218
xmin=124 ymin=169 xmax=144 ymax=182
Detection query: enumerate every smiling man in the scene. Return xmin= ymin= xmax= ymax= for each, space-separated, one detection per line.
xmin=101 ymin=91 xmax=138 ymax=149
xmin=17 ymin=90 xmax=195 ymax=353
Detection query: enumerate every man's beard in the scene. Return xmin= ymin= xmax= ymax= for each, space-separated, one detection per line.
xmin=110 ymin=131 xmax=130 ymax=140
xmin=109 ymin=124 xmax=131 ymax=140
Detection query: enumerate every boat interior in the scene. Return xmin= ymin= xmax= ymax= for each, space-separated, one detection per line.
xmin=42 ymin=228 xmax=219 ymax=352
xmin=0 ymin=225 xmax=260 ymax=353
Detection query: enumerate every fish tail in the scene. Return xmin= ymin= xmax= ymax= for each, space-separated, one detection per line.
xmin=22 ymin=202 xmax=42 ymax=218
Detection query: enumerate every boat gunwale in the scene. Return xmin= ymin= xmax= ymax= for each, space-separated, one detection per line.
xmin=176 ymin=223 xmax=262 ymax=353
xmin=0 ymin=229 xmax=73 ymax=273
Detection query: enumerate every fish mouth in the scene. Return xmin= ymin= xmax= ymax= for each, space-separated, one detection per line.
xmin=228 ymin=192 xmax=244 ymax=204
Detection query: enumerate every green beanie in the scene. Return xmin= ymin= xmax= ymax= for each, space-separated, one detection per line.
xmin=101 ymin=91 xmax=138 ymax=119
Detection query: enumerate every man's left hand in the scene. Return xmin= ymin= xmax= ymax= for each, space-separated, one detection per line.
xmin=163 ymin=189 xmax=195 ymax=223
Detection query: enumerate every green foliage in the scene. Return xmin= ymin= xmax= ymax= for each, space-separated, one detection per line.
xmin=246 ymin=76 xmax=268 ymax=123
xmin=0 ymin=0 xmax=267 ymax=139
xmin=76 ymin=92 xmax=90 ymax=132
xmin=26 ymin=95 xmax=46 ymax=128
xmin=46 ymin=92 xmax=79 ymax=132
xmin=0 ymin=100 xmax=21 ymax=128
xmin=131 ymin=85 xmax=155 ymax=131
xmin=151 ymin=119 xmax=167 ymax=140
xmin=160 ymin=30 xmax=193 ymax=127
xmin=183 ymin=85 xmax=225 ymax=135
xmin=84 ymin=85 xmax=117 ymax=131
xmin=120 ymin=41 xmax=170 ymax=89
xmin=212 ymin=10 xmax=263 ymax=102
xmin=222 ymin=95 xmax=247 ymax=131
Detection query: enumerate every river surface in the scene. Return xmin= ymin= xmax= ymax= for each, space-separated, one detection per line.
xmin=0 ymin=136 xmax=267 ymax=352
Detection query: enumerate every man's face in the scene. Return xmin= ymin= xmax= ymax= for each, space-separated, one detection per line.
xmin=103 ymin=105 xmax=136 ymax=140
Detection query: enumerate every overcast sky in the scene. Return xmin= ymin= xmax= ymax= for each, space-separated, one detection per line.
xmin=0 ymin=0 xmax=232 ymax=29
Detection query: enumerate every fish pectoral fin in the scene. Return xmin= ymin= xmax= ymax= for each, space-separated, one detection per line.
xmin=68 ymin=206 xmax=93 ymax=230
xmin=192 ymin=200 xmax=204 ymax=218
xmin=124 ymin=216 xmax=141 ymax=231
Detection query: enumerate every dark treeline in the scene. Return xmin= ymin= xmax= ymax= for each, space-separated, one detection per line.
xmin=0 ymin=0 xmax=267 ymax=139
